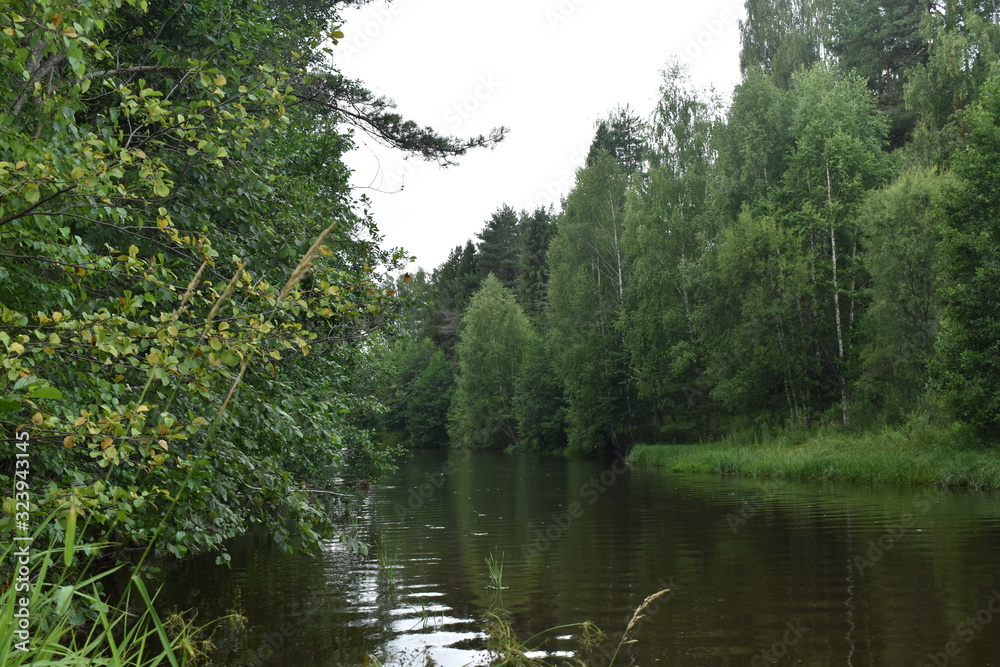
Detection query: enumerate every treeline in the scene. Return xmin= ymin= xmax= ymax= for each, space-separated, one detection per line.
xmin=379 ymin=0 xmax=1000 ymax=454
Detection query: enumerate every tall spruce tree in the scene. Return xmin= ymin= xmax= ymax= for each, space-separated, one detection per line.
xmin=517 ymin=207 xmax=557 ymax=320
xmin=476 ymin=204 xmax=522 ymax=289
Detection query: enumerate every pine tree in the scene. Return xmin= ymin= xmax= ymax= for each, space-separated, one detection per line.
xmin=829 ymin=0 xmax=928 ymax=148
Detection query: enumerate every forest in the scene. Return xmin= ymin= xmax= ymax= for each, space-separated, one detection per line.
xmin=381 ymin=0 xmax=1000 ymax=459
xmin=2 ymin=0 xmax=1000 ymax=663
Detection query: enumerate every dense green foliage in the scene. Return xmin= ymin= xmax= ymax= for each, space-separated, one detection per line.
xmin=448 ymin=275 xmax=534 ymax=450
xmin=381 ymin=2 xmax=1000 ymax=454
xmin=934 ymin=75 xmax=1000 ymax=435
xmin=0 ymin=0 xmax=503 ymax=571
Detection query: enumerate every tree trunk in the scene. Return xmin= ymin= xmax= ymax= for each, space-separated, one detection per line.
xmin=827 ymin=165 xmax=849 ymax=427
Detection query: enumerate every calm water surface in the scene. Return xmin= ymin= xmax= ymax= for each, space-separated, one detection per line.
xmin=160 ymin=449 xmax=1000 ymax=665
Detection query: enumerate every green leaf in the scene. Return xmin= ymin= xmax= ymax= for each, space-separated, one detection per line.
xmin=55 ymin=586 xmax=75 ymax=616
xmin=27 ymin=386 xmax=63 ymax=400
xmin=64 ymin=496 xmax=77 ymax=566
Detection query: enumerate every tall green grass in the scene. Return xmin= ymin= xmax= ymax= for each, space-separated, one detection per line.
xmin=1 ymin=514 xmax=231 ymax=666
xmin=627 ymin=416 xmax=1000 ymax=489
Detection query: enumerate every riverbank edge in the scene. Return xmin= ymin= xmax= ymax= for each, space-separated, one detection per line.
xmin=626 ymin=419 xmax=1000 ymax=490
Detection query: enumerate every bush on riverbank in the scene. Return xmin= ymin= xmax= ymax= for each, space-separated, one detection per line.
xmin=627 ymin=416 xmax=1000 ymax=489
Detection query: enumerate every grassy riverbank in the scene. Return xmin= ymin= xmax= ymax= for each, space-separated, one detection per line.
xmin=627 ymin=417 xmax=1000 ymax=489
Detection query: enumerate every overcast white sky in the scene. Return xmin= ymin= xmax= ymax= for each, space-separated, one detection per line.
xmin=331 ymin=0 xmax=747 ymax=272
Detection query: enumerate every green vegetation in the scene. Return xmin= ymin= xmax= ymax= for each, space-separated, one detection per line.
xmin=628 ymin=417 xmax=1000 ymax=489
xmin=0 ymin=511 xmax=237 ymax=666
xmin=5 ymin=0 xmax=1000 ymax=662
xmin=0 ymin=0 xmax=502 ymax=552
xmin=448 ymin=275 xmax=534 ymax=449
xmin=0 ymin=0 xmax=500 ymax=659
xmin=382 ymin=1 xmax=1000 ymax=467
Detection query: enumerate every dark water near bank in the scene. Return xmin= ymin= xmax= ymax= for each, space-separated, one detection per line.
xmin=159 ymin=449 xmax=1000 ymax=666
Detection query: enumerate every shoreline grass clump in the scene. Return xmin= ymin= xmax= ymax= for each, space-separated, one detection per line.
xmin=627 ymin=416 xmax=1000 ymax=489
xmin=0 ymin=515 xmax=234 ymax=667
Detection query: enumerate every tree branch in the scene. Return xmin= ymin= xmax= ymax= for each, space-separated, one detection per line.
xmin=0 ymin=184 xmax=77 ymax=228
xmin=84 ymin=65 xmax=176 ymax=80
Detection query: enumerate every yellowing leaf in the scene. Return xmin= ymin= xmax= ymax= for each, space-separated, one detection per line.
xmin=31 ymin=412 xmax=43 ymax=425
xmin=74 ymin=416 xmax=87 ymax=426
xmin=158 ymin=439 xmax=169 ymax=450
xmin=9 ymin=342 xmax=24 ymax=354
xmin=153 ymin=181 xmax=170 ymax=197
xmin=100 ymin=436 xmax=113 ymax=450
xmin=15 ymin=160 xmax=26 ymax=170
xmin=128 ymin=244 xmax=139 ymax=257
xmin=52 ymin=311 xmax=62 ymax=322
xmin=63 ymin=436 xmax=75 ymax=449
xmin=214 ymin=75 xmax=226 ymax=86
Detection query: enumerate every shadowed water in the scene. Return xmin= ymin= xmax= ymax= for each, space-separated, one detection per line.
xmin=159 ymin=449 xmax=1000 ymax=666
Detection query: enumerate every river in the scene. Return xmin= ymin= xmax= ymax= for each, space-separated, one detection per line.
xmin=159 ymin=449 xmax=1000 ymax=665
